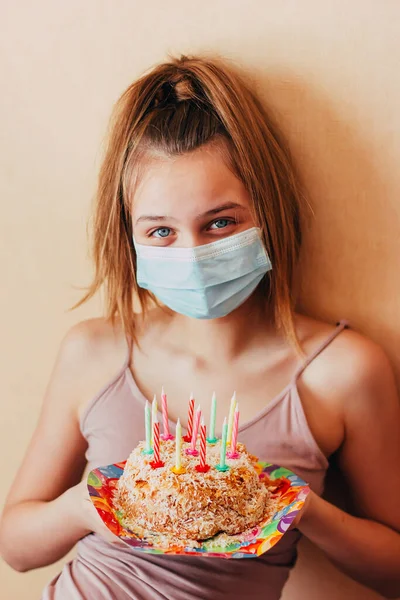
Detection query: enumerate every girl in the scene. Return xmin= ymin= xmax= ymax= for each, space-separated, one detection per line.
xmin=1 ymin=54 xmax=400 ymax=600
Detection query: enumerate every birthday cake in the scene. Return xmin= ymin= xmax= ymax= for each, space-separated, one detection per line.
xmin=113 ymin=437 xmax=271 ymax=546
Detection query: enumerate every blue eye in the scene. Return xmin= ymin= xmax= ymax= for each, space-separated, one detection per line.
xmin=210 ymin=219 xmax=233 ymax=230
xmin=151 ymin=227 xmax=171 ymax=238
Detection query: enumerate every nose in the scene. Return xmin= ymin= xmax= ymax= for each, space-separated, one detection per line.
xmin=177 ymin=232 xmax=205 ymax=248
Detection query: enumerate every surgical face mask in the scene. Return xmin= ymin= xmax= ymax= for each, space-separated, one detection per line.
xmin=133 ymin=227 xmax=272 ymax=320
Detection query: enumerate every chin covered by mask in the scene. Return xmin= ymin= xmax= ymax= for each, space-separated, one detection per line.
xmin=133 ymin=227 xmax=272 ymax=320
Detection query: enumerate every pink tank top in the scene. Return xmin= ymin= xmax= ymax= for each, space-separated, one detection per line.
xmin=42 ymin=320 xmax=349 ymax=600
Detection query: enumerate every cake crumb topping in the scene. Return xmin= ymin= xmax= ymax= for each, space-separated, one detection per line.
xmin=113 ymin=439 xmax=276 ymax=548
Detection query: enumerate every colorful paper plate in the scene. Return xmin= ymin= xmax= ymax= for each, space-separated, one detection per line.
xmin=87 ymin=460 xmax=309 ymax=559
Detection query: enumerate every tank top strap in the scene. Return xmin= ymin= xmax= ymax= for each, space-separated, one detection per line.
xmin=123 ymin=332 xmax=133 ymax=369
xmin=294 ymin=318 xmax=350 ymax=380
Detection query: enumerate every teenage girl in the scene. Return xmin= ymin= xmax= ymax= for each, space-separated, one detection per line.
xmin=1 ymin=54 xmax=400 ymax=600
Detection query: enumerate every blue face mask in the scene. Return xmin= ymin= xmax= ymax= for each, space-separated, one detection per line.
xmin=133 ymin=227 xmax=272 ymax=320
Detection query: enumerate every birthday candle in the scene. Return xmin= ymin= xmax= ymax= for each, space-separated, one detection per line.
xmin=143 ymin=400 xmax=153 ymax=454
xmin=160 ymin=387 xmax=173 ymax=440
xmin=151 ymin=394 xmax=158 ymax=445
xmin=207 ymin=392 xmax=218 ymax=443
xmin=199 ymin=420 xmax=206 ymax=466
xmin=195 ymin=419 xmax=210 ymax=473
xmin=152 ymin=418 xmax=161 ymax=464
xmin=186 ymin=406 xmax=201 ymax=455
xmin=216 ymin=417 xmax=229 ymax=471
xmin=191 ymin=407 xmax=201 ymax=448
xmin=227 ymin=391 xmax=237 ymax=444
xmin=175 ymin=419 xmax=182 ymax=469
xmin=227 ymin=404 xmax=240 ymax=459
xmin=183 ymin=394 xmax=195 ymax=442
xmin=171 ymin=420 xmax=186 ymax=475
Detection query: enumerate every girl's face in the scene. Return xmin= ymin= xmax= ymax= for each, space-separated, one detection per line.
xmin=131 ymin=144 xmax=256 ymax=248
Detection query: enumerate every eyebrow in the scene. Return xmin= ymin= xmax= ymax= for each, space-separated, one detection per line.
xmin=135 ymin=201 xmax=245 ymax=224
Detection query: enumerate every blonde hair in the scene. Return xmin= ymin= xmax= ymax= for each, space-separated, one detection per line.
xmin=75 ymin=53 xmax=307 ymax=350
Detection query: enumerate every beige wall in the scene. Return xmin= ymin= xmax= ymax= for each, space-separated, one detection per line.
xmin=1 ymin=1 xmax=398 ymax=598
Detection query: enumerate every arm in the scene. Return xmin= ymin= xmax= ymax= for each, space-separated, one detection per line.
xmin=0 ymin=321 xmax=116 ymax=572
xmin=297 ymin=338 xmax=400 ymax=598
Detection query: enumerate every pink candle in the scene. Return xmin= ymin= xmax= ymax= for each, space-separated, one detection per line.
xmin=160 ymin=387 xmax=174 ymax=441
xmin=183 ymin=394 xmax=195 ymax=442
xmin=186 ymin=406 xmax=201 ymax=456
xmin=150 ymin=418 xmax=164 ymax=469
xmin=196 ymin=419 xmax=210 ymax=473
xmin=227 ymin=404 xmax=240 ymax=459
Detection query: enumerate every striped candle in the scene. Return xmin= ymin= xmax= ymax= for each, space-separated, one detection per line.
xmin=186 ymin=406 xmax=201 ymax=456
xmin=196 ymin=419 xmax=210 ymax=473
xmin=151 ymin=394 xmax=157 ymax=444
xmin=153 ymin=419 xmax=160 ymax=462
xmin=183 ymin=394 xmax=195 ymax=442
xmin=227 ymin=404 xmax=240 ymax=459
xmin=160 ymin=387 xmax=174 ymax=440
xmin=150 ymin=417 xmax=164 ymax=469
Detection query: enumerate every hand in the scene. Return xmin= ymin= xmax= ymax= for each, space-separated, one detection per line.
xmin=288 ymin=488 xmax=316 ymax=530
xmin=66 ymin=480 xmax=119 ymax=544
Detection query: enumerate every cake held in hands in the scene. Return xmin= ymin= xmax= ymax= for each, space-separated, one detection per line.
xmin=114 ymin=438 xmax=271 ymax=545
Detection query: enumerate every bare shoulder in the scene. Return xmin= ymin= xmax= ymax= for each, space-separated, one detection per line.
xmin=57 ymin=316 xmax=130 ymax=413
xmin=61 ymin=316 xmax=127 ymax=362
xmin=295 ymin=314 xmax=396 ymax=413
xmin=61 ymin=307 xmax=168 ymax=368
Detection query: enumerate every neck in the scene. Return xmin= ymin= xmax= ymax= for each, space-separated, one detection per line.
xmin=171 ymin=294 xmax=273 ymax=362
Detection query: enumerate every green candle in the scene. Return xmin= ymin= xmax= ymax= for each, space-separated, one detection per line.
xmin=216 ymin=417 xmax=229 ymax=472
xmin=143 ymin=400 xmax=153 ymax=455
xmin=207 ymin=392 xmax=218 ymax=444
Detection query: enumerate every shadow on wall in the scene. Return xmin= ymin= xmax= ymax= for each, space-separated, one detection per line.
xmin=254 ymin=70 xmax=400 ymax=381
xmin=251 ymin=70 xmax=393 ymax=600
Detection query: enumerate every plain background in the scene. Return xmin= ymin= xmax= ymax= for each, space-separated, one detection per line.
xmin=1 ymin=1 xmax=399 ymax=599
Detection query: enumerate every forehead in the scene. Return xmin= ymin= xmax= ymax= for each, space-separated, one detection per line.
xmin=130 ymin=144 xmax=249 ymax=218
